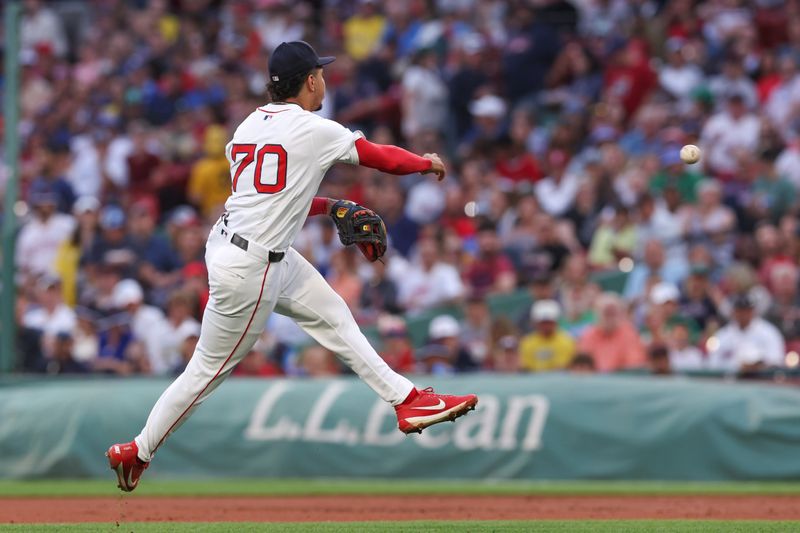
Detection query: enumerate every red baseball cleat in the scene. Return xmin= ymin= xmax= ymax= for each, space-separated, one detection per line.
xmin=395 ymin=387 xmax=478 ymax=434
xmin=106 ymin=440 xmax=149 ymax=492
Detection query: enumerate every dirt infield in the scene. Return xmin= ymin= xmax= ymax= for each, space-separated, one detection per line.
xmin=3 ymin=495 xmax=800 ymax=523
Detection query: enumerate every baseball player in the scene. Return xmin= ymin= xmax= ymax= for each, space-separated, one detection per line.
xmin=107 ymin=41 xmax=478 ymax=492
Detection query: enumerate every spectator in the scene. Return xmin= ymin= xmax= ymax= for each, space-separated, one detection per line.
xmin=679 ymin=264 xmax=723 ymax=333
xmin=765 ymin=263 xmax=800 ymax=344
xmin=418 ymin=315 xmax=477 ymax=374
xmin=83 ymin=205 xmax=137 ymax=278
xmin=588 ymin=205 xmax=637 ymax=269
xmin=401 ymin=48 xmax=448 ymax=140
xmin=579 ymin=293 xmax=647 ymax=372
xmin=377 ymin=316 xmax=416 ymax=374
xmin=172 ymin=322 xmax=201 ymax=375
xmin=327 ymin=248 xmax=363 ymax=310
xmin=16 ymin=183 xmax=75 ymax=280
xmin=296 ymin=217 xmax=342 ymax=277
xmin=649 ymin=151 xmax=704 ymax=204
xmin=518 ymin=300 xmax=575 ymax=373
xmin=54 ymin=196 xmax=101 ymax=307
xmin=398 ymin=237 xmax=464 ymax=312
xmin=567 ymin=353 xmax=596 ymax=374
xmin=300 ymin=346 xmax=340 ymax=377
xmin=94 ymin=313 xmax=136 ymax=375
xmin=360 ymin=259 xmax=401 ymax=317
xmin=708 ymin=294 xmax=786 ymax=372
xmin=648 ymin=343 xmax=672 ymax=376
xmin=535 ymin=150 xmax=580 ymax=217
xmin=42 ymin=333 xmax=89 ymax=375
xmin=112 ymin=279 xmax=171 ymax=375
xmin=558 ymin=255 xmax=600 ymax=337
xmin=460 ymin=296 xmax=492 ymax=366
xmin=233 ymin=348 xmax=283 ymax=377
xmin=15 ymin=294 xmax=43 ymax=372
xmin=624 ymin=239 xmax=688 ymax=302
xmin=22 ymin=276 xmax=77 ymax=358
xmin=342 ymin=0 xmax=386 ymax=61
xmin=160 ymin=291 xmax=202 ymax=372
xmin=464 ymin=221 xmax=517 ymax=296
xmin=700 ymin=92 xmax=760 ymax=178
xmin=643 ymin=282 xmax=699 ymax=345
xmin=658 ymin=38 xmax=704 ymax=103
xmin=187 ymin=125 xmax=231 ymax=220
xmin=666 ymin=323 xmax=705 ymax=372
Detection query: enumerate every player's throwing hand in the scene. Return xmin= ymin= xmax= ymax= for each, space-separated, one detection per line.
xmin=421 ymin=153 xmax=446 ymax=180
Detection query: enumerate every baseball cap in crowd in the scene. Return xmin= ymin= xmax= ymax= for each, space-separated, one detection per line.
xmin=73 ymin=196 xmax=100 ymax=215
xmin=428 ymin=315 xmax=460 ymax=340
xmin=168 ymin=205 xmax=200 ymax=228
xmin=113 ymin=279 xmax=144 ymax=308
xmin=732 ymin=293 xmax=756 ymax=309
xmin=131 ymin=196 xmax=158 ymax=219
xmin=37 ymin=274 xmax=61 ymax=291
xmin=650 ymin=282 xmax=680 ymax=305
xmin=100 ymin=205 xmax=126 ymax=230
xmin=531 ymin=300 xmax=561 ymax=322
xmin=28 ymin=181 xmax=58 ymax=206
xmin=469 ymin=94 xmax=507 ymax=118
xmin=268 ymin=41 xmax=335 ymax=83
xmin=177 ymin=321 xmax=201 ymax=343
xmin=660 ymin=149 xmax=683 ymax=167
xmin=378 ymin=315 xmax=408 ymax=338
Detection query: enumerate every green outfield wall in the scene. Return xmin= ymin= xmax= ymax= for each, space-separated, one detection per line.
xmin=1 ymin=374 xmax=799 ymax=480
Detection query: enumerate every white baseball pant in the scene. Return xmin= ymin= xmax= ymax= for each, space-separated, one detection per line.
xmin=134 ymin=223 xmax=414 ymax=461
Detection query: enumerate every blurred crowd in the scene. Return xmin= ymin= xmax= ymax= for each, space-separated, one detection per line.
xmin=4 ymin=0 xmax=800 ymax=379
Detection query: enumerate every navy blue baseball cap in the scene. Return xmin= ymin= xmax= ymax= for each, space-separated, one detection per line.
xmin=268 ymin=41 xmax=335 ymax=83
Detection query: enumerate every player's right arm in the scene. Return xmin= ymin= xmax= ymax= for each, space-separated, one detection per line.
xmin=354 ymin=138 xmax=446 ymax=180
xmin=313 ymin=117 xmax=446 ymax=180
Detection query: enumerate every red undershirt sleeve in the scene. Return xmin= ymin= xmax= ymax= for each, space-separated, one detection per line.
xmin=354 ymin=138 xmax=433 ymax=175
xmin=307 ymin=197 xmax=329 ymax=217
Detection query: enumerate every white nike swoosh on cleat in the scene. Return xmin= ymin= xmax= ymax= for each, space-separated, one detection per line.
xmin=413 ymin=399 xmax=445 ymax=411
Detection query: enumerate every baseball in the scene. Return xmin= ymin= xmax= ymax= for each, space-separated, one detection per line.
xmin=680 ymin=144 xmax=701 ymax=164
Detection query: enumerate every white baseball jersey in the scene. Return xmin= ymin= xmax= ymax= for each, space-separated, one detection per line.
xmin=223 ymin=102 xmax=364 ymax=251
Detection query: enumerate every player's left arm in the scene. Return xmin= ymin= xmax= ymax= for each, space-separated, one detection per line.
xmin=307 ymin=196 xmax=334 ymax=217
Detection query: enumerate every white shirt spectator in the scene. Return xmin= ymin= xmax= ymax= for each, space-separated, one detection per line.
xmin=21 ymin=4 xmax=67 ymax=58
xmin=775 ymin=144 xmax=800 ymax=189
xmin=160 ymin=318 xmax=202 ymax=373
xmin=708 ymin=317 xmax=785 ymax=372
xmin=16 ymin=213 xmax=75 ymax=277
xmin=535 ymin=173 xmax=581 ymax=217
xmin=765 ymin=75 xmax=800 ymax=133
xmin=67 ymin=135 xmax=103 ymax=198
xmin=23 ymin=304 xmax=77 ymax=338
xmin=700 ymin=110 xmax=760 ymax=174
xmin=708 ymin=75 xmax=757 ymax=110
xmin=401 ymin=64 xmax=448 ymax=138
xmin=405 ymin=180 xmax=446 ymax=224
xmin=397 ymin=262 xmax=464 ymax=312
xmin=105 ymin=135 xmax=134 ymax=188
xmin=659 ymin=63 xmax=704 ymax=102
xmin=131 ymin=306 xmax=172 ymax=375
xmin=669 ymin=346 xmax=705 ymax=372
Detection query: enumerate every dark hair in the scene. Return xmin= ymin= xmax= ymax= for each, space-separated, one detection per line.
xmin=266 ymin=68 xmax=314 ymax=102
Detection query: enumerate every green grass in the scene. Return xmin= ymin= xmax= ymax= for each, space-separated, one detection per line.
xmin=2 ymin=478 xmax=800 ymax=498
xmin=1 ymin=521 xmax=799 ymax=532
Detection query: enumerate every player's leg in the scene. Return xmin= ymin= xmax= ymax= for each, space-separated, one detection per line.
xmin=132 ymin=234 xmax=282 ymax=463
xmin=274 ymin=248 xmax=413 ymax=405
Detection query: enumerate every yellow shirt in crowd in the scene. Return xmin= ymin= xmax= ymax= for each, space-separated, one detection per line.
xmin=188 ymin=156 xmax=231 ymax=219
xmin=518 ymin=330 xmax=576 ymax=372
xmin=343 ymin=15 xmax=386 ymax=61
